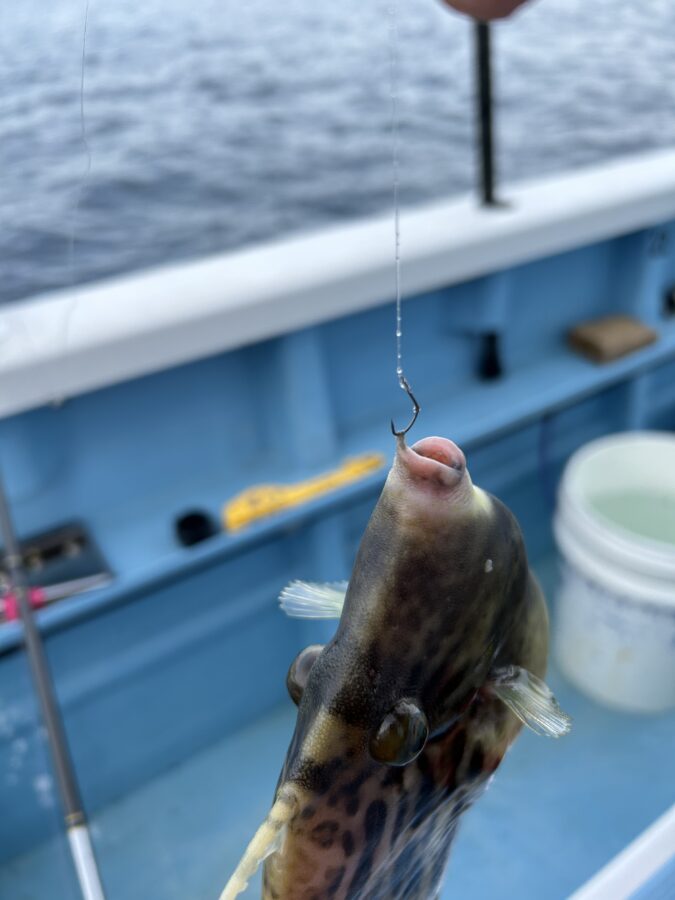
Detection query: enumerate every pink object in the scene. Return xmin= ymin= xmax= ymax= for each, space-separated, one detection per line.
xmin=2 ymin=587 xmax=47 ymax=621
xmin=439 ymin=0 xmax=530 ymax=20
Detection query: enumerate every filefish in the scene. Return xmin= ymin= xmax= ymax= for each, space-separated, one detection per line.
xmin=221 ymin=434 xmax=570 ymax=900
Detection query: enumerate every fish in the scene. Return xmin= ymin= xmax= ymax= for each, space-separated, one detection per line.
xmin=221 ymin=433 xmax=571 ymax=900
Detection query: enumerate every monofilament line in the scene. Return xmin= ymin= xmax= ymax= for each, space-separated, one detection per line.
xmin=69 ymin=0 xmax=92 ymax=289
xmin=388 ymin=3 xmax=403 ymax=382
xmin=61 ymin=0 xmax=92 ymax=379
xmin=388 ymin=1 xmax=415 ymax=408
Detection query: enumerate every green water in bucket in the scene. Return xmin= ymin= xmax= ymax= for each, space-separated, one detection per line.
xmin=591 ymin=490 xmax=675 ymax=546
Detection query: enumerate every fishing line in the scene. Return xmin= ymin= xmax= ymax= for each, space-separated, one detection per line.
xmin=62 ymin=0 xmax=92 ymax=369
xmin=388 ymin=1 xmax=403 ymax=384
xmin=388 ymin=0 xmax=419 ymax=435
xmin=69 ymin=0 xmax=92 ymax=287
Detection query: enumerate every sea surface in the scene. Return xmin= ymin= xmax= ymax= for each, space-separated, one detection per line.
xmin=2 ymin=0 xmax=675 ymax=304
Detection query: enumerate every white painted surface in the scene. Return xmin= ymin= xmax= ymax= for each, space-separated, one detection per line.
xmin=569 ymin=803 xmax=675 ymax=900
xmin=2 ymin=149 xmax=675 ymax=419
xmin=67 ymin=825 xmax=107 ymax=900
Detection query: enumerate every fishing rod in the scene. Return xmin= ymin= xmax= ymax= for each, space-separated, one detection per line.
xmin=474 ymin=20 xmax=497 ymax=206
xmin=0 ymin=473 xmax=107 ymax=900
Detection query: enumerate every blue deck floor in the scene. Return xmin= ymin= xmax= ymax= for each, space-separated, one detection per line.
xmin=2 ymin=559 xmax=675 ymax=900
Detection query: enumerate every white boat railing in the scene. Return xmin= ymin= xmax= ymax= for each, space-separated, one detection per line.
xmin=2 ymin=149 xmax=675 ymax=420
xmin=569 ymin=802 xmax=675 ymax=900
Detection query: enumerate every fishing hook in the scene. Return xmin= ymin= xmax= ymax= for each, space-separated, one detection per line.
xmin=390 ymin=376 xmax=420 ymax=438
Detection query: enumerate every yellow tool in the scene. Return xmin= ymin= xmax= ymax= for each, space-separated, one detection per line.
xmin=223 ymin=453 xmax=386 ymax=532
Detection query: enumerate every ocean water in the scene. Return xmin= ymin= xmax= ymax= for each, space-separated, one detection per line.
xmin=2 ymin=0 xmax=675 ymax=304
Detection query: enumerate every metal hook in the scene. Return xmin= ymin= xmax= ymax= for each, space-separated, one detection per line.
xmin=390 ymin=376 xmax=420 ymax=438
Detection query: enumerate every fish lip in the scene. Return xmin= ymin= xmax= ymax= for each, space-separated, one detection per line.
xmin=398 ymin=436 xmax=466 ymax=487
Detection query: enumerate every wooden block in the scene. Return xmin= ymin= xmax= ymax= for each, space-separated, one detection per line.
xmin=568 ymin=315 xmax=658 ymax=364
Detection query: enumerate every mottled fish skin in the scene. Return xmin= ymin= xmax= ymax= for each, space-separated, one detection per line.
xmin=263 ymin=437 xmax=549 ymax=900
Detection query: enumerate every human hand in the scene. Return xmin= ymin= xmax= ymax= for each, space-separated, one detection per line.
xmin=438 ymin=0 xmax=530 ymax=20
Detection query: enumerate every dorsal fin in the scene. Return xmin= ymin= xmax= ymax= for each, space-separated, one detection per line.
xmin=279 ymin=581 xmax=348 ymax=619
xmin=488 ymin=666 xmax=572 ymax=738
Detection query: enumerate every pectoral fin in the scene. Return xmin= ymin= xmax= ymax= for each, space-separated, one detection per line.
xmin=279 ymin=580 xmax=348 ymax=619
xmin=488 ymin=666 xmax=572 ymax=738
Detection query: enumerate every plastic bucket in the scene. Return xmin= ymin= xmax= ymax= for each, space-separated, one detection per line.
xmin=553 ymin=432 xmax=675 ymax=712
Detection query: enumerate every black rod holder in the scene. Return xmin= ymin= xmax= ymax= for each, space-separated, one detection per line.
xmin=0 ymin=475 xmax=107 ymax=900
xmin=474 ymin=20 xmax=497 ymax=206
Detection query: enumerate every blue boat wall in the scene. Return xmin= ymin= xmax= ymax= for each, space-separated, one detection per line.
xmin=1 ymin=151 xmax=675 ymax=865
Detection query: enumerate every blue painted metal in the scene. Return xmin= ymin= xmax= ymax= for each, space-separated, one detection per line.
xmin=631 ymin=855 xmax=675 ymax=900
xmin=1 ymin=219 xmax=675 ymax=895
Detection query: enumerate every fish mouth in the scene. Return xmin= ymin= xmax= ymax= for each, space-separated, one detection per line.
xmin=398 ymin=436 xmax=466 ymax=487
xmin=413 ymin=437 xmax=465 ymax=470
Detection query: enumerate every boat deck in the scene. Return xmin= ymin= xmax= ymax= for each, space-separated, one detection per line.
xmin=2 ymin=152 xmax=675 ymax=900
xmin=2 ymin=557 xmax=674 ymax=900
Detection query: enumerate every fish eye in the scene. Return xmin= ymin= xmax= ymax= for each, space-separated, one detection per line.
xmin=369 ymin=699 xmax=429 ymax=766
xmin=286 ymin=644 xmax=323 ymax=706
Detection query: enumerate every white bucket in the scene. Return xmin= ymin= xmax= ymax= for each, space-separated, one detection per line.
xmin=553 ymin=432 xmax=675 ymax=713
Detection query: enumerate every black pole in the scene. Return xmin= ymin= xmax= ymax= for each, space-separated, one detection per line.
xmin=0 ymin=474 xmax=106 ymax=900
xmin=474 ymin=20 xmax=497 ymax=206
